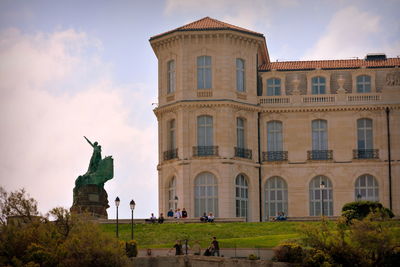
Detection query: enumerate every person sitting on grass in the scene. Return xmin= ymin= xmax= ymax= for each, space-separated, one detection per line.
xmin=207 ymin=212 xmax=215 ymax=223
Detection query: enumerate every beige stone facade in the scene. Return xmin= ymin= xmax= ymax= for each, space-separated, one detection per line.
xmin=150 ymin=17 xmax=400 ymax=221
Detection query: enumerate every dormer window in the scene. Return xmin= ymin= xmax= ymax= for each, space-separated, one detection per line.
xmin=312 ymin=76 xmax=326 ymax=94
xmin=356 ymin=75 xmax=371 ymax=93
xmin=267 ymin=78 xmax=281 ymax=96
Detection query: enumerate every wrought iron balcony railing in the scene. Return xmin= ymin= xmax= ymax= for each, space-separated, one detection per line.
xmin=193 ymin=146 xmax=219 ymax=157
xmin=262 ymin=151 xmax=288 ymax=162
xmin=307 ymin=150 xmax=333 ymax=160
xmin=163 ymin=148 xmax=178 ymax=161
xmin=353 ymin=149 xmax=379 ymax=159
xmin=234 ymin=147 xmax=252 ymax=159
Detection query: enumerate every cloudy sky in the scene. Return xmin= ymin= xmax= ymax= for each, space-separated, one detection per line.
xmin=1 ymin=0 xmax=399 ymax=219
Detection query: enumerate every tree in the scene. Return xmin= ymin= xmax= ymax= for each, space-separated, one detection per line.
xmin=0 ymin=186 xmax=39 ymax=225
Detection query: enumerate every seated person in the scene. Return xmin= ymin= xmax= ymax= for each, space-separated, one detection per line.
xmin=167 ymin=209 xmax=174 ymax=217
xmin=158 ymin=213 xmax=165 ymax=224
xmin=207 ymin=212 xmax=215 ymax=223
xmin=150 ymin=213 xmax=157 ymax=223
xmin=182 ymin=208 xmax=188 ymax=218
xmin=200 ymin=212 xmax=208 ymax=222
xmin=276 ymin=211 xmax=287 ymax=221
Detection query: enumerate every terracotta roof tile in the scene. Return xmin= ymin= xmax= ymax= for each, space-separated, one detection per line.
xmin=259 ymin=58 xmax=400 ymax=71
xmin=150 ymin=17 xmax=264 ymax=40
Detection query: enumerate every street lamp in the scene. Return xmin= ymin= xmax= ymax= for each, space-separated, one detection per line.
xmin=115 ymin=197 xmax=120 ymax=238
xmin=320 ymin=181 xmax=325 ymax=216
xmin=130 ymin=199 xmax=136 ymax=240
xmin=357 ymin=193 xmax=362 ymax=201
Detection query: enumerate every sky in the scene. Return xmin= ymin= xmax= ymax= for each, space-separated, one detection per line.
xmin=0 ymin=0 xmax=399 ymax=219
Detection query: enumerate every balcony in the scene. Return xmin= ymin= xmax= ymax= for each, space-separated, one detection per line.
xmin=163 ymin=148 xmax=178 ymax=161
xmin=193 ymin=146 xmax=219 ymax=157
xmin=307 ymin=150 xmax=333 ymax=160
xmin=234 ymin=147 xmax=252 ymax=159
xmin=262 ymin=151 xmax=288 ymax=162
xmin=353 ymin=149 xmax=379 ymax=159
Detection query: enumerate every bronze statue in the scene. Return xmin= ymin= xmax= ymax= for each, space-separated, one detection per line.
xmin=70 ymin=136 xmax=114 ymax=218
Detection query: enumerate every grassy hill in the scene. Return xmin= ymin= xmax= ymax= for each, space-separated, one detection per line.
xmin=100 ymin=220 xmax=400 ymax=249
xmin=100 ymin=221 xmax=326 ymax=249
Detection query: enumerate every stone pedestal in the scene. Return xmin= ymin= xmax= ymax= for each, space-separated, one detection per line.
xmin=70 ymin=184 xmax=109 ymax=218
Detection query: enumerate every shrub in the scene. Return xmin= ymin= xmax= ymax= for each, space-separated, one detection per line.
xmin=274 ymin=242 xmax=303 ymax=263
xmin=342 ymin=201 xmax=394 ymax=223
xmin=125 ymin=240 xmax=138 ymax=257
xmin=302 ymin=248 xmax=334 ymax=267
xmin=247 ymin=253 xmax=259 ymax=260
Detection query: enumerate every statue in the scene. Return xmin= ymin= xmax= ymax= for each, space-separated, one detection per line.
xmin=70 ymin=137 xmax=114 ymax=218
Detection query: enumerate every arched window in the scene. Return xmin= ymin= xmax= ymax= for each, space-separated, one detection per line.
xmin=312 ymin=76 xmax=326 ymax=94
xmin=167 ymin=60 xmax=175 ymax=94
xmin=355 ymin=174 xmax=379 ymax=201
xmin=309 ymin=176 xmax=333 ymax=216
xmin=267 ymin=78 xmax=281 ymax=96
xmin=356 ymin=75 xmax=371 ymax=93
xmin=168 ymin=177 xmax=177 ymax=210
xmin=235 ymin=174 xmax=248 ymax=218
xmin=194 ymin=172 xmax=218 ymax=217
xmin=197 ymin=56 xmax=212 ymax=89
xmin=265 ymin=176 xmax=288 ymax=220
xmin=237 ymin=117 xmax=245 ymax=149
xmin=236 ymin=58 xmax=245 ymax=92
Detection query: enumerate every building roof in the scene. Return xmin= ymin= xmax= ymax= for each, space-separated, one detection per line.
xmin=150 ymin=17 xmax=264 ymax=41
xmin=259 ymin=58 xmax=400 ymax=71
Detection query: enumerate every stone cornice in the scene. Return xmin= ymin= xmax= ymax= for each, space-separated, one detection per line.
xmin=153 ymin=99 xmax=400 ymax=117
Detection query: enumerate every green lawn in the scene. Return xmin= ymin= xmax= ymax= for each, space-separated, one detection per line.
xmin=100 ymin=221 xmax=400 ymax=249
xmin=100 ymin=221 xmax=325 ymax=249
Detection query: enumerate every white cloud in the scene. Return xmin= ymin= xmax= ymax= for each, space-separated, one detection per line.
xmin=0 ymin=28 xmax=158 ymax=219
xmin=302 ymin=6 xmax=399 ymax=60
xmin=164 ymin=0 xmax=283 ymax=30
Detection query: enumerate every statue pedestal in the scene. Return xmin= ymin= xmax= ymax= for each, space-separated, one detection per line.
xmin=70 ymin=184 xmax=109 ymax=219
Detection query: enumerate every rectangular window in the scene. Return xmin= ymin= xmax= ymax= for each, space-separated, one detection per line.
xmin=237 ymin=118 xmax=245 ymax=148
xmin=312 ymin=120 xmax=328 ymax=150
xmin=267 ymin=78 xmax=281 ymax=96
xmin=312 ymin=77 xmax=326 ymax=94
xmin=167 ymin=60 xmax=175 ymax=94
xmin=236 ymin=58 xmax=245 ymax=92
xmin=197 ymin=56 xmax=212 ymax=89
xmin=267 ymin=121 xmax=283 ymax=152
xmin=197 ymin=116 xmax=213 ymax=146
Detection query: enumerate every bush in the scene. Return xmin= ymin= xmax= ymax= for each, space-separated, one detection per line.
xmin=125 ymin=240 xmax=138 ymax=257
xmin=274 ymin=242 xmax=303 ymax=263
xmin=0 ymin=187 xmax=129 ymax=266
xmin=342 ymin=201 xmax=394 ymax=223
xmin=303 ymin=248 xmax=334 ymax=267
xmin=247 ymin=253 xmax=259 ymax=260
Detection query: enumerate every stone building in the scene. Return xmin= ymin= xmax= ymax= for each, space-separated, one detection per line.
xmin=149 ymin=17 xmax=400 ymax=221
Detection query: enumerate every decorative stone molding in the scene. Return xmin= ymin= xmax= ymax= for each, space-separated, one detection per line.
xmin=386 ymin=71 xmax=400 ymax=86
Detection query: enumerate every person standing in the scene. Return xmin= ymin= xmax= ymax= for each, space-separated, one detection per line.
xmin=211 ymin=236 xmax=219 ymax=256
xmin=172 ymin=240 xmax=183 ymax=255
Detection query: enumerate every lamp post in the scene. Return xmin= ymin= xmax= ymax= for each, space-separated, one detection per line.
xmin=115 ymin=197 xmax=120 ymax=238
xmin=320 ymin=181 xmax=325 ymax=216
xmin=357 ymin=193 xmax=362 ymax=201
xmin=130 ymin=199 xmax=136 ymax=240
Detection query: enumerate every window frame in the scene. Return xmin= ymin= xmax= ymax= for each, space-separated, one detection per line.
xmin=355 ymin=174 xmax=379 ymax=202
xmin=309 ymin=175 xmax=333 ymax=216
xmin=264 ymin=176 xmax=288 ymax=220
xmin=267 ymin=78 xmax=281 ymax=96
xmin=167 ymin=60 xmax=176 ymax=94
xmin=311 ymin=76 xmax=326 ymax=94
xmin=194 ymin=172 xmax=218 ymax=217
xmin=235 ymin=174 xmax=249 ymax=219
xmin=197 ymin=56 xmax=212 ymax=89
xmin=236 ymin=58 xmax=245 ymax=92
